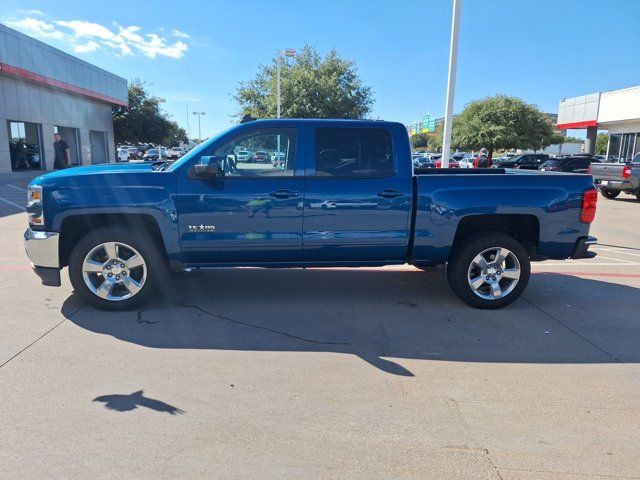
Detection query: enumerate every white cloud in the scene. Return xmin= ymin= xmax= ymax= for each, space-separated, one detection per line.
xmin=7 ymin=17 xmax=64 ymax=40
xmin=55 ymin=19 xmax=117 ymax=40
xmin=74 ymin=40 xmax=101 ymax=53
xmin=171 ymin=29 xmax=190 ymax=39
xmin=6 ymin=13 xmax=191 ymax=60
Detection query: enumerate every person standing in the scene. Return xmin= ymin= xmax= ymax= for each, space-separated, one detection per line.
xmin=474 ymin=147 xmax=492 ymax=168
xmin=53 ymin=132 xmax=70 ymax=170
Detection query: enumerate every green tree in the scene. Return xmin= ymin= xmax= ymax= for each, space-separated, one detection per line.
xmin=234 ymin=45 xmax=374 ymax=119
xmin=410 ymin=133 xmax=430 ymax=149
xmin=595 ymin=133 xmax=608 ymax=155
xmin=450 ymin=95 xmax=555 ymax=155
xmin=113 ymin=79 xmax=186 ymax=145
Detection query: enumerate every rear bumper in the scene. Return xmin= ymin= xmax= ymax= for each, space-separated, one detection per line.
xmin=571 ymin=236 xmax=598 ymax=259
xmin=24 ymin=229 xmax=61 ymax=286
xmin=595 ymin=179 xmax=638 ymax=191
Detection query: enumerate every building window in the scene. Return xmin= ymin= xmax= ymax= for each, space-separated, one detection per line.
xmin=607 ymin=134 xmax=621 ymax=161
xmin=620 ymin=133 xmax=636 ymax=162
xmin=7 ymin=121 xmax=43 ymax=172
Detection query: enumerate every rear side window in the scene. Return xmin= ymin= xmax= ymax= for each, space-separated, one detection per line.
xmin=315 ymin=128 xmax=394 ymax=177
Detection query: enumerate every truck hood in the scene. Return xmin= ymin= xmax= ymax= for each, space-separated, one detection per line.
xmin=30 ymin=162 xmax=156 ymax=187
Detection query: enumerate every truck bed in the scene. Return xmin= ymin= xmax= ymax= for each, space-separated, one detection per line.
xmin=411 ymin=169 xmax=596 ymax=264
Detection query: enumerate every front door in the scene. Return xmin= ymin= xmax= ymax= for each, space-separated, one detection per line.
xmin=303 ymin=125 xmax=412 ymax=262
xmin=175 ymin=126 xmax=305 ymax=264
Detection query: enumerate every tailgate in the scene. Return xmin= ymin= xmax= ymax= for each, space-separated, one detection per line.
xmin=591 ymin=163 xmax=625 ymax=181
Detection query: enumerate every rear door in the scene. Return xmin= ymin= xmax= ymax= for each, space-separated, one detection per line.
xmin=302 ymin=124 xmax=412 ymax=262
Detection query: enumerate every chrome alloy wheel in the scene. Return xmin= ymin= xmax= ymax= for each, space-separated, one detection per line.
xmin=81 ymin=241 xmax=147 ymax=302
xmin=467 ymin=247 xmax=521 ymax=300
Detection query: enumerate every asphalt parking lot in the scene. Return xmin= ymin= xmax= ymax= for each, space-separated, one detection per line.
xmin=1 ymin=172 xmax=639 ymax=479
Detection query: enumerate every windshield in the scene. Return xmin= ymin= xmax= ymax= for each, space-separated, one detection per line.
xmin=147 ymin=149 xmax=158 ymax=155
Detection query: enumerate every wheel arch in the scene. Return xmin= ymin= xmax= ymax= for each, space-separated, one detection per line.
xmin=59 ymin=213 xmax=169 ymax=268
xmin=451 ymin=214 xmax=540 ymax=258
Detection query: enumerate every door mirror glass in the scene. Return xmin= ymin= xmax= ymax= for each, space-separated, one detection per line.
xmin=193 ymin=155 xmax=220 ymax=177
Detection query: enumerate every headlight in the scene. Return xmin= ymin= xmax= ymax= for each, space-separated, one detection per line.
xmin=27 ymin=186 xmax=44 ymax=226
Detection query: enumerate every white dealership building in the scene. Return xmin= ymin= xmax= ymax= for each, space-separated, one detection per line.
xmin=557 ymin=85 xmax=640 ymax=160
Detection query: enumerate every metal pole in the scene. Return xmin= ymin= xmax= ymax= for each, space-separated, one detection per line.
xmin=198 ymin=114 xmax=201 ymax=143
xmin=186 ymin=102 xmax=190 ymax=141
xmin=277 ymin=50 xmax=282 ymax=119
xmin=441 ymin=0 xmax=462 ymax=168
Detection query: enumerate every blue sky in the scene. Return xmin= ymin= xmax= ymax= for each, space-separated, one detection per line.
xmin=2 ymin=0 xmax=639 ymax=139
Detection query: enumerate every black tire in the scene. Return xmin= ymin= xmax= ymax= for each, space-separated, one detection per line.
xmin=636 ymin=190 xmax=640 ymax=202
xmin=600 ymin=188 xmax=620 ymax=200
xmin=447 ymin=233 xmax=531 ymax=309
xmin=68 ymin=226 xmax=168 ymax=311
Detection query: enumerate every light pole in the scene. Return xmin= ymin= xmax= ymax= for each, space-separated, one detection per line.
xmin=441 ymin=0 xmax=462 ymax=168
xmin=277 ymin=48 xmax=295 ymax=118
xmin=192 ymin=111 xmax=206 ymax=143
xmin=157 ymin=97 xmax=166 ymax=157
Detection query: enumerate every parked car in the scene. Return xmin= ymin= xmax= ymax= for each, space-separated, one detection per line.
xmin=142 ymin=147 xmax=169 ymax=161
xmin=235 ymin=150 xmax=252 ymax=162
xmin=168 ymin=147 xmax=185 ymax=159
xmin=117 ymin=148 xmax=130 ymax=162
xmin=494 ymin=154 xmax=549 ymax=170
xmin=540 ymin=156 xmax=593 ymax=173
xmin=254 ymin=151 xmax=269 ymax=163
xmin=458 ymin=156 xmax=475 ymax=169
xmin=435 ymin=158 xmax=460 ymax=168
xmin=591 ymin=153 xmax=640 ymax=201
xmin=24 ymin=119 xmax=597 ymax=311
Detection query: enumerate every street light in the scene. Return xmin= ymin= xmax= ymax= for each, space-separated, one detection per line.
xmin=277 ymin=48 xmax=295 ymax=118
xmin=192 ymin=111 xmax=206 ymax=143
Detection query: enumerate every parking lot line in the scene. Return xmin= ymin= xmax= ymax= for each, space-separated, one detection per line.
xmin=596 ymin=248 xmax=640 ymax=258
xmin=6 ymin=184 xmax=27 ymax=192
xmin=0 ymin=196 xmax=24 ymax=210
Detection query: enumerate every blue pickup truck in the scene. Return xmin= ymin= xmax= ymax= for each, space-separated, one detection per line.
xmin=24 ymin=119 xmax=598 ymax=310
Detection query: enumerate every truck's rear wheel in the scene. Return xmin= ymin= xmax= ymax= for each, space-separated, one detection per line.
xmin=447 ymin=233 xmax=530 ymax=309
xmin=69 ymin=226 xmax=166 ymax=311
xmin=600 ymin=188 xmax=620 ymax=199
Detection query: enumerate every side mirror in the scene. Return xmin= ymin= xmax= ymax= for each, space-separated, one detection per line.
xmin=191 ymin=156 xmax=221 ymax=178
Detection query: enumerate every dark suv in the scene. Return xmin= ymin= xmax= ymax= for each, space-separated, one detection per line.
xmin=540 ymin=156 xmax=595 ymax=173
xmin=494 ymin=154 xmax=549 ymax=170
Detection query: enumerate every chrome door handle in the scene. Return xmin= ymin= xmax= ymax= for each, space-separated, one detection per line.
xmin=377 ymin=190 xmax=406 ymax=198
xmin=269 ymin=190 xmax=299 ymax=199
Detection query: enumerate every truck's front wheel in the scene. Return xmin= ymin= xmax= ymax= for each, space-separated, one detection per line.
xmin=69 ymin=226 xmax=166 ymax=311
xmin=447 ymin=233 xmax=530 ymax=309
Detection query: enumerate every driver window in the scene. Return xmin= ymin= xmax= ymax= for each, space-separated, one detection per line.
xmin=212 ymin=128 xmax=297 ymax=177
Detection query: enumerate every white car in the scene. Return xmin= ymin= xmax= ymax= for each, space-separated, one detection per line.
xmin=235 ymin=150 xmax=252 ymax=162
xmin=168 ymin=147 xmax=184 ymax=159
xmin=458 ymin=157 xmax=474 ymax=168
xmin=117 ymin=147 xmax=130 ymax=162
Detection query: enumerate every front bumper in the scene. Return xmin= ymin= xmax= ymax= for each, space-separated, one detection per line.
xmin=571 ymin=236 xmax=598 ymax=259
xmin=24 ymin=229 xmax=61 ymax=286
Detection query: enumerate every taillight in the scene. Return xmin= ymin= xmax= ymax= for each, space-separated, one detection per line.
xmin=580 ymin=189 xmax=598 ymax=223
xmin=622 ymin=166 xmax=631 ymax=179
xmin=587 ymin=165 xmax=592 ymax=174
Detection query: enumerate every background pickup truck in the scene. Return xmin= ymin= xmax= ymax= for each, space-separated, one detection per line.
xmin=24 ymin=119 xmax=598 ymax=311
xmin=591 ymin=154 xmax=640 ymax=201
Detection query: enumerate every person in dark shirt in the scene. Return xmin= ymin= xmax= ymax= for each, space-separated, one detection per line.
xmin=53 ymin=133 xmax=70 ymax=170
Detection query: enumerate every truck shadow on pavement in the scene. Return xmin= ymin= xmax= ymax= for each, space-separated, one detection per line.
xmin=62 ymin=269 xmax=640 ymax=376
